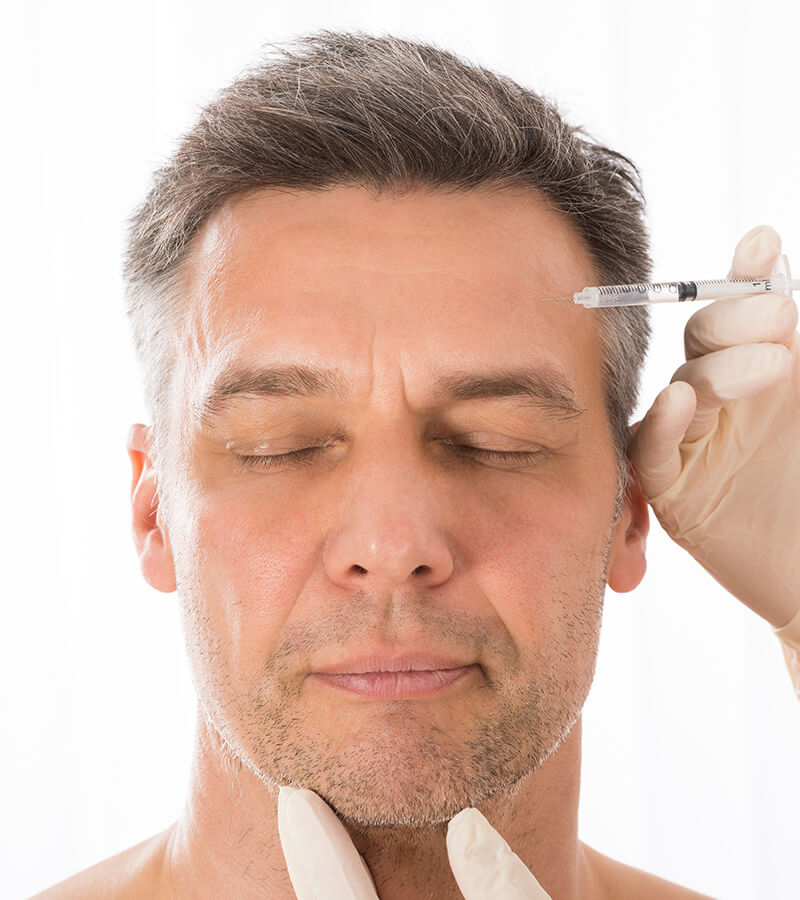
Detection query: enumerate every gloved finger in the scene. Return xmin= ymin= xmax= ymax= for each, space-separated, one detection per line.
xmin=727 ymin=224 xmax=782 ymax=279
xmin=278 ymin=786 xmax=379 ymax=900
xmin=669 ymin=342 xmax=793 ymax=444
xmin=628 ymin=381 xmax=697 ymax=500
xmin=446 ymin=808 xmax=551 ymax=899
xmin=683 ymin=292 xmax=798 ymax=361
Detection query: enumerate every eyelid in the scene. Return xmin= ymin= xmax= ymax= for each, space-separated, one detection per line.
xmin=226 ymin=432 xmax=344 ymax=454
xmin=438 ymin=432 xmax=544 ymax=452
xmin=229 ymin=426 xmax=542 ymax=451
xmin=236 ymin=441 xmax=547 ymax=471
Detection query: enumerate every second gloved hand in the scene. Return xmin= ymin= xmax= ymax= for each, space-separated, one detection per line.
xmin=278 ymin=785 xmax=551 ymax=899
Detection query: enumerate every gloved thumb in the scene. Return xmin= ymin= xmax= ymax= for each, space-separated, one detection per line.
xmin=446 ymin=808 xmax=552 ymax=899
xmin=628 ymin=380 xmax=698 ymax=500
xmin=278 ymin=786 xmax=378 ymax=899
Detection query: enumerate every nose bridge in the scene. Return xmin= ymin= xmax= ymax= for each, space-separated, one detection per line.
xmin=322 ymin=423 xmax=455 ymax=592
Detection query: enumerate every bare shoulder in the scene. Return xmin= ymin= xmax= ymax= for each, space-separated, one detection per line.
xmin=582 ymin=842 xmax=718 ymax=900
xmin=28 ymin=826 xmax=173 ymax=900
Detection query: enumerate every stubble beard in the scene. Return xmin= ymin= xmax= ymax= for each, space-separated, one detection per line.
xmin=206 ymin=562 xmax=608 ymax=831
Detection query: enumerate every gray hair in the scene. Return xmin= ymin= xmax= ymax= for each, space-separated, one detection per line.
xmin=123 ymin=29 xmax=652 ymax=514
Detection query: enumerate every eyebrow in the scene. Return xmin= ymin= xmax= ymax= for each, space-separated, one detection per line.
xmin=198 ymin=362 xmax=586 ymax=426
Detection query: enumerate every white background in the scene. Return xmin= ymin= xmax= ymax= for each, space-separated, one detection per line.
xmin=3 ymin=1 xmax=799 ymax=898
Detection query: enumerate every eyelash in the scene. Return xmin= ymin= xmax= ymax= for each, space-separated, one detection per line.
xmin=237 ymin=444 xmax=544 ymax=470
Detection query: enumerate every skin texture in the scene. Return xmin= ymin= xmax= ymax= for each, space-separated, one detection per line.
xmin=34 ymin=184 xmax=723 ymax=899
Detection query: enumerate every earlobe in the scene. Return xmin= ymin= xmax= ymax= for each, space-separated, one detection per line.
xmin=606 ymin=461 xmax=650 ymax=594
xmin=127 ymin=424 xmax=177 ymax=593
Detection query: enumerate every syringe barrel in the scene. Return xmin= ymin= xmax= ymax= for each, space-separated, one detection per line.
xmin=576 ymin=276 xmax=784 ymax=308
xmin=574 ymin=254 xmax=797 ymax=308
xmin=575 ymin=287 xmax=651 ymax=307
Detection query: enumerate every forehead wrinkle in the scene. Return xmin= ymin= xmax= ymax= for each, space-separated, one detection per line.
xmin=195 ymin=359 xmax=587 ymax=431
xmin=176 ymin=188 xmax=601 ymax=436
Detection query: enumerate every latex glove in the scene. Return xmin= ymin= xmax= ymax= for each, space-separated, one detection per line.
xmin=446 ymin=807 xmax=552 ymax=899
xmin=278 ymin=785 xmax=551 ymax=899
xmin=628 ymin=224 xmax=800 ymax=637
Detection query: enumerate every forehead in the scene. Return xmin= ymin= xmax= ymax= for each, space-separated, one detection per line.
xmin=175 ymin=184 xmax=602 ymax=413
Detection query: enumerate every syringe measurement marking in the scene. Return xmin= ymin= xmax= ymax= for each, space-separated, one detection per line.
xmin=596 ymin=277 xmax=772 ymax=301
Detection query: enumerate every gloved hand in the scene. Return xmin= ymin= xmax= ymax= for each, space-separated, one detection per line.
xmin=628 ymin=224 xmax=800 ymax=633
xmin=277 ymin=785 xmax=552 ymax=899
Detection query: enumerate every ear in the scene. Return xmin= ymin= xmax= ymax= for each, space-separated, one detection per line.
xmin=606 ymin=458 xmax=650 ymax=594
xmin=127 ymin=424 xmax=177 ymax=593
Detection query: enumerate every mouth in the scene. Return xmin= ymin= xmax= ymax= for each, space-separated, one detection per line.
xmin=309 ymin=665 xmax=479 ymax=700
xmin=310 ymin=651 xmax=481 ymax=700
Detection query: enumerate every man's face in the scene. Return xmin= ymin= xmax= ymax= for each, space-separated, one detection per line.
xmin=152 ymin=184 xmax=645 ymax=826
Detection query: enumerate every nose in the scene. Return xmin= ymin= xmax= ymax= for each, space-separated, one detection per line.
xmin=322 ymin=435 xmax=455 ymax=594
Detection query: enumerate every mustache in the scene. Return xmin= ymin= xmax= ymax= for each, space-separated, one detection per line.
xmin=265 ymin=597 xmax=516 ymax=670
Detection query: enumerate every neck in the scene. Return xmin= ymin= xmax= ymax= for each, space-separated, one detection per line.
xmin=159 ymin=708 xmax=595 ymax=899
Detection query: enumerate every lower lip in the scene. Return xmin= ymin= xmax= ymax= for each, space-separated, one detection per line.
xmin=310 ymin=665 xmax=478 ymax=700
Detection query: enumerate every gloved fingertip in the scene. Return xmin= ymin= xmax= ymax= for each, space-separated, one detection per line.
xmin=447 ymin=806 xmax=483 ymax=846
xmin=730 ymin=224 xmax=782 ymax=276
xmin=447 ymin=808 xmax=523 ymax=871
xmin=663 ymin=379 xmax=696 ymax=409
xmin=627 ymin=420 xmax=643 ymax=443
xmin=447 ymin=808 xmax=551 ymax=899
xmin=278 ymin=785 xmax=299 ymax=823
xmin=278 ymin=785 xmax=316 ymax=899
xmin=648 ymin=382 xmax=695 ymax=435
xmin=279 ymin=787 xmax=380 ymax=898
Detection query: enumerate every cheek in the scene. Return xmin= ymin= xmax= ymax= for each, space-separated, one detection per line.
xmin=172 ymin=487 xmax=320 ymax=678
xmin=470 ymin=479 xmax=607 ymax=641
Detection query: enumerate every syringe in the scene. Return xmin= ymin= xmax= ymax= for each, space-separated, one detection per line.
xmin=542 ymin=253 xmax=800 ymax=308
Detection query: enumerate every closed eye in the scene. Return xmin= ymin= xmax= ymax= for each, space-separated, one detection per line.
xmin=238 ymin=446 xmax=328 ymax=469
xmin=237 ymin=443 xmax=545 ymax=470
xmin=451 ymin=445 xmax=544 ymax=466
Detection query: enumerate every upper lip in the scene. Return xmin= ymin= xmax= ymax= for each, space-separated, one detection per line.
xmin=313 ymin=651 xmax=476 ymax=675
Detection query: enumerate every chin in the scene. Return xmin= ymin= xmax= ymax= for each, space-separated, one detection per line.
xmin=294 ymin=731 xmax=537 ymax=828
